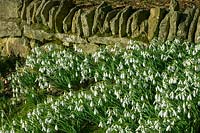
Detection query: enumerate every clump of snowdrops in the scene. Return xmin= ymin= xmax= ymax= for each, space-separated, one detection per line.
xmin=1 ymin=39 xmax=200 ymax=132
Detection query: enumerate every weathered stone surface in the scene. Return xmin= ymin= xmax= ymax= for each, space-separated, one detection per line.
xmin=92 ymin=2 xmax=112 ymax=34
xmin=72 ymin=9 xmax=83 ymax=36
xmin=158 ymin=13 xmax=170 ymax=42
xmin=131 ymin=9 xmax=150 ymax=38
xmin=26 ymin=1 xmax=36 ymax=24
xmin=32 ymin=0 xmax=42 ymax=23
xmin=170 ymin=0 xmax=179 ymax=11
xmin=188 ymin=8 xmax=200 ymax=42
xmin=119 ymin=6 xmax=133 ymax=37
xmin=177 ymin=7 xmax=195 ymax=40
xmin=167 ymin=11 xmax=180 ymax=41
xmin=63 ymin=6 xmax=79 ymax=33
xmin=31 ymin=0 xmax=42 ymax=23
xmin=0 ymin=0 xmax=20 ymax=19
xmin=55 ymin=33 xmax=88 ymax=44
xmin=23 ymin=24 xmax=53 ymax=42
xmin=75 ymin=43 xmax=99 ymax=54
xmin=0 ymin=38 xmax=30 ymax=57
xmin=148 ymin=7 xmax=166 ymax=40
xmin=35 ymin=0 xmax=47 ymax=23
xmin=48 ymin=6 xmax=59 ymax=31
xmin=110 ymin=10 xmax=123 ymax=35
xmin=0 ymin=21 xmax=21 ymax=37
xmin=21 ymin=0 xmax=32 ymax=20
xmin=41 ymin=0 xmax=60 ymax=26
xmin=102 ymin=9 xmax=119 ymax=33
xmin=126 ymin=14 xmax=134 ymax=36
xmin=81 ymin=8 xmax=95 ymax=37
xmin=140 ymin=20 xmax=148 ymax=34
xmin=88 ymin=35 xmax=130 ymax=46
xmin=195 ymin=16 xmax=200 ymax=43
xmin=55 ymin=0 xmax=74 ymax=33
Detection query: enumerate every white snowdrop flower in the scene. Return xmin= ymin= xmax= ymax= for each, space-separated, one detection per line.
xmin=98 ymin=99 xmax=102 ymax=106
xmin=131 ymin=114 xmax=134 ymax=120
xmin=181 ymin=94 xmax=185 ymax=101
xmin=107 ymin=116 xmax=113 ymax=124
xmin=70 ymin=114 xmax=75 ymax=118
xmin=69 ymin=91 xmax=73 ymax=97
xmin=120 ymin=72 xmax=125 ymax=79
xmin=141 ymin=96 xmax=144 ymax=101
xmin=93 ymin=90 xmax=98 ymax=97
xmin=166 ymin=125 xmax=171 ymax=131
xmin=98 ymin=121 xmax=103 ymax=128
xmin=78 ymin=105 xmax=84 ymax=112
xmin=94 ymin=108 xmax=98 ymax=115
xmin=27 ymin=112 xmax=31 ymax=119
xmin=170 ymin=92 xmax=174 ymax=100
xmin=158 ymin=110 xmax=163 ymax=117
xmin=47 ymin=128 xmax=51 ymax=133
xmin=187 ymin=112 xmax=191 ymax=119
xmin=198 ymin=101 xmax=200 ymax=106
xmin=55 ymin=125 xmax=58 ymax=131
xmin=68 ymin=105 xmax=72 ymax=110
xmin=11 ymin=120 xmax=16 ymax=127
xmin=10 ymin=128 xmax=15 ymax=133
xmin=68 ymin=83 xmax=71 ymax=89
xmin=22 ymin=122 xmax=25 ymax=129
xmin=90 ymin=101 xmax=94 ymax=107
xmin=187 ymin=94 xmax=192 ymax=101
xmin=163 ymin=111 xmax=167 ymax=118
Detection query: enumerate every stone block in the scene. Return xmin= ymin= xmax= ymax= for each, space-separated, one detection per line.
xmin=102 ymin=9 xmax=119 ymax=33
xmin=110 ymin=10 xmax=123 ymax=35
xmin=177 ymin=7 xmax=195 ymax=40
xmin=48 ymin=6 xmax=59 ymax=31
xmin=167 ymin=11 xmax=180 ymax=41
xmin=0 ymin=38 xmax=30 ymax=57
xmin=119 ymin=6 xmax=133 ymax=37
xmin=131 ymin=9 xmax=150 ymax=38
xmin=158 ymin=13 xmax=170 ymax=42
xmin=31 ymin=0 xmax=42 ymax=23
xmin=41 ymin=0 xmax=60 ymax=26
xmin=55 ymin=33 xmax=88 ymax=44
xmin=21 ymin=0 xmax=32 ymax=20
xmin=55 ymin=0 xmax=74 ymax=33
xmin=23 ymin=24 xmax=53 ymax=42
xmin=188 ymin=8 xmax=200 ymax=42
xmin=81 ymin=8 xmax=95 ymax=37
xmin=170 ymin=0 xmax=179 ymax=11
xmin=26 ymin=1 xmax=36 ymax=24
xmin=92 ymin=2 xmax=112 ymax=34
xmin=88 ymin=35 xmax=130 ymax=46
xmin=0 ymin=0 xmax=20 ymax=19
xmin=148 ymin=7 xmax=166 ymax=40
xmin=0 ymin=21 xmax=21 ymax=37
xmin=72 ymin=9 xmax=83 ymax=36
xmin=195 ymin=16 xmax=200 ymax=43
xmin=63 ymin=6 xmax=79 ymax=33
xmin=35 ymin=0 xmax=47 ymax=23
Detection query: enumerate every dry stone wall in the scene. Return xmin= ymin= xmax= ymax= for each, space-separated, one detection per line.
xmin=1 ymin=0 xmax=200 ymax=57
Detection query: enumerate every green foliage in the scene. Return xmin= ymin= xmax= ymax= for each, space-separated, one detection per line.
xmin=1 ymin=39 xmax=200 ymax=132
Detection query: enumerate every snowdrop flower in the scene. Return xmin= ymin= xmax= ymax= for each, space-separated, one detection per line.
xmin=55 ymin=125 xmax=58 ymax=131
xmin=98 ymin=121 xmax=103 ymax=128
xmin=166 ymin=125 xmax=171 ymax=131
xmin=94 ymin=108 xmax=98 ymax=115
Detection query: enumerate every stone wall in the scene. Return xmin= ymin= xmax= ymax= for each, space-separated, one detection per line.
xmin=1 ymin=0 xmax=200 ymax=56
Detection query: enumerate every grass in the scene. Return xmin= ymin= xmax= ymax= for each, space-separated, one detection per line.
xmin=0 ymin=38 xmax=200 ymax=132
